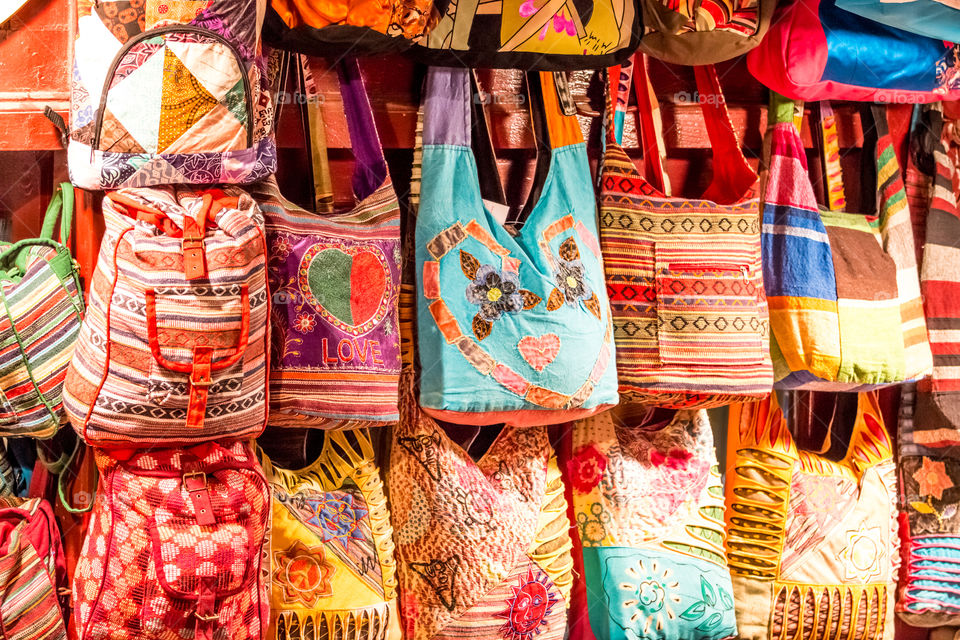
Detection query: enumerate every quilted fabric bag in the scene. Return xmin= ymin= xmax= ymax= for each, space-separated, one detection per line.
xmin=600 ymin=57 xmax=772 ymax=409
xmin=639 ymin=0 xmax=776 ymax=64
xmin=747 ymin=0 xmax=960 ymax=103
xmin=252 ymin=58 xmax=401 ymax=430
xmin=0 ymin=495 xmax=69 ymax=640
xmin=726 ymin=392 xmax=899 ymax=640
xmin=64 ymin=186 xmax=269 ymax=447
xmin=67 ymin=0 xmax=276 ymax=189
xmin=0 ymin=183 xmax=84 ymax=439
xmin=388 ymin=370 xmax=574 ymax=640
xmin=72 ymin=440 xmax=270 ymax=640
xmin=415 ymin=67 xmax=618 ymax=426
xmin=261 ymin=429 xmax=401 ymax=640
xmin=896 ymin=104 xmax=960 ymax=626
xmin=836 ymin=0 xmax=960 ymax=43
xmin=761 ymin=96 xmax=932 ymax=389
xmin=564 ymin=407 xmax=738 ymax=640
xmin=409 ymin=0 xmax=640 ymax=69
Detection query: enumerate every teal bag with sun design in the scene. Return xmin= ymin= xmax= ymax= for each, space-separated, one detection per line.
xmin=415 ymin=67 xmax=618 ymax=427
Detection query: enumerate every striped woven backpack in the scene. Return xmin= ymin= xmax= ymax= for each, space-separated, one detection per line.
xmin=64 ymin=186 xmax=269 ymax=447
xmin=600 ymin=56 xmax=772 ymax=409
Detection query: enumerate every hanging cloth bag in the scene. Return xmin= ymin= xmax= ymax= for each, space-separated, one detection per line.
xmin=252 ymin=57 xmax=402 ymax=430
xmin=600 ymin=55 xmax=772 ymax=409
xmin=725 ymin=392 xmax=899 ymax=640
xmin=415 ymin=67 xmax=618 ymax=427
xmin=564 ymin=406 xmax=738 ymax=640
xmin=746 ymin=0 xmax=960 ymax=103
xmin=835 ymin=0 xmax=960 ymax=46
xmin=761 ymin=96 xmax=932 ymax=389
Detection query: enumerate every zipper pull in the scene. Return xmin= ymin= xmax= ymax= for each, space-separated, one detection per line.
xmin=740 ymin=266 xmax=749 ymax=281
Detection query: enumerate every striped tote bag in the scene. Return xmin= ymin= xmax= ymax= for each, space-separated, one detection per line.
xmin=761 ymin=96 xmax=931 ymax=389
xmin=600 ymin=56 xmax=772 ymax=409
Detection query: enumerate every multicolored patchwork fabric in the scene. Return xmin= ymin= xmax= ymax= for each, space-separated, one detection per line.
xmin=388 ymin=372 xmax=574 ymax=640
xmin=254 ymin=59 xmax=401 ymax=429
xmin=762 ymin=98 xmax=930 ymax=390
xmin=896 ymin=104 xmax=960 ymax=627
xmin=566 ymin=408 xmax=738 ymax=640
xmin=72 ymin=441 xmax=270 ymax=640
xmin=415 ymin=67 xmax=617 ymax=426
xmin=0 ymin=496 xmax=69 ymax=640
xmin=261 ymin=430 xmax=401 ymax=640
xmin=600 ymin=62 xmax=771 ymax=408
xmin=68 ymin=0 xmax=275 ymax=188
xmin=64 ymin=186 xmax=269 ymax=447
xmin=0 ymin=184 xmax=84 ymax=438
xmin=726 ymin=393 xmax=899 ymax=640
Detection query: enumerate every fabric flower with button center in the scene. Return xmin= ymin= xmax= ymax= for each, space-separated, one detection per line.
xmin=461 ymin=250 xmax=541 ymax=340
xmin=546 ymin=236 xmax=601 ymax=319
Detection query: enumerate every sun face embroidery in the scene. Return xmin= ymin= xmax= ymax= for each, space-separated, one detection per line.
xmin=497 ymin=568 xmax=559 ymax=640
xmin=838 ymin=523 xmax=885 ymax=582
xmin=619 ymin=559 xmax=682 ymax=636
xmin=273 ymin=541 xmax=335 ymax=607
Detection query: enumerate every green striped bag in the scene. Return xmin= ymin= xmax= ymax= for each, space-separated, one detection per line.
xmin=0 ymin=184 xmax=84 ymax=438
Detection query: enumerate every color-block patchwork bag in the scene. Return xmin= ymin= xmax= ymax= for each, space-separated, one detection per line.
xmin=639 ymin=0 xmax=776 ymax=64
xmin=72 ymin=441 xmax=270 ymax=640
xmin=564 ymin=407 xmax=738 ymax=640
xmin=761 ymin=97 xmax=932 ymax=390
xmin=600 ymin=58 xmax=772 ymax=409
xmin=67 ymin=0 xmax=276 ymax=189
xmin=388 ymin=372 xmax=574 ymax=640
xmin=416 ymin=67 xmax=618 ymax=426
xmin=0 ymin=495 xmax=69 ymax=640
xmin=726 ymin=393 xmax=899 ymax=640
xmin=895 ymin=104 xmax=960 ymax=627
xmin=0 ymin=183 xmax=84 ymax=439
xmin=747 ymin=0 xmax=960 ymax=103
xmin=836 ymin=0 xmax=960 ymax=43
xmin=64 ymin=186 xmax=269 ymax=447
xmin=253 ymin=58 xmax=401 ymax=430
xmin=261 ymin=429 xmax=402 ymax=640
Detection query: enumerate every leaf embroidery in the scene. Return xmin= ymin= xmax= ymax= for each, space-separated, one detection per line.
xmin=460 ymin=250 xmax=480 ymax=280
xmin=583 ymin=292 xmax=601 ymax=319
xmin=697 ymin=612 xmax=724 ymax=632
xmin=473 ymin=314 xmax=492 ymax=341
xmin=558 ymin=236 xmax=580 ymax=262
xmin=679 ymin=601 xmax=706 ymax=621
xmin=911 ymin=501 xmax=937 ymax=515
xmin=520 ymin=289 xmax=542 ymax=310
xmin=546 ymin=288 xmax=564 ymax=311
xmin=699 ymin=575 xmax=716 ymax=607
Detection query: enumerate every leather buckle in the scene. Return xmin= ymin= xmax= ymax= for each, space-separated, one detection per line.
xmin=183 ymin=471 xmax=207 ymax=489
xmin=195 ymin=612 xmax=219 ymax=623
xmin=189 ymin=370 xmax=212 ymax=387
xmin=182 ymin=236 xmax=204 ymax=250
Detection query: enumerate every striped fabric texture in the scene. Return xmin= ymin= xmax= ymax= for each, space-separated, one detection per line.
xmin=761 ymin=101 xmax=929 ymax=389
xmin=0 ymin=496 xmax=67 ymax=640
xmin=0 ymin=184 xmax=84 ymax=438
xmin=64 ymin=186 xmax=269 ymax=447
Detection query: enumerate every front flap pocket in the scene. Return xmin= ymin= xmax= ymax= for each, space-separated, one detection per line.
xmin=654 ymin=243 xmax=764 ymax=366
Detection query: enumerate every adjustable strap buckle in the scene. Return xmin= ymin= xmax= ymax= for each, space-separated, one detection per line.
xmin=186 ymin=348 xmax=213 ymax=430
xmin=181 ymin=235 xmax=206 ymax=280
xmin=194 ymin=579 xmax=218 ymax=640
xmin=183 ymin=469 xmax=215 ymax=527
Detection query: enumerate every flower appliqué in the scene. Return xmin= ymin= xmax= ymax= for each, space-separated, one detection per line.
xmin=567 ymin=444 xmax=608 ymax=493
xmin=273 ymin=540 xmax=335 ymax=608
xmin=462 ymin=250 xmax=540 ymax=340
xmin=914 ymin=457 xmax=954 ymax=501
xmin=546 ymin=236 xmax=601 ymax=319
xmin=293 ymin=312 xmax=317 ymax=334
xmin=272 ymin=234 xmax=294 ymax=259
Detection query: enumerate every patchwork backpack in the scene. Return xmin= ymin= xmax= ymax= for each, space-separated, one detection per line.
xmin=64 ymin=186 xmax=269 ymax=447
xmin=261 ymin=430 xmax=402 ymax=640
xmin=72 ymin=440 xmax=271 ymax=640
xmin=67 ymin=0 xmax=276 ymax=189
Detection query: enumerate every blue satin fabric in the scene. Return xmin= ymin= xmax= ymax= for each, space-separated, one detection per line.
xmin=837 ymin=0 xmax=960 ymax=44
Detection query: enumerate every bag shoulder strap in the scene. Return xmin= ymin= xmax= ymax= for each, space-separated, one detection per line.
xmin=40 ymin=183 xmax=73 ymax=247
xmin=338 ymin=58 xmax=389 ymax=203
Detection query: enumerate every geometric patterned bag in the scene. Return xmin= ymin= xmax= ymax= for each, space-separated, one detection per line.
xmin=565 ymin=407 xmax=738 ymax=640
xmin=67 ymin=0 xmax=275 ymax=189
xmin=72 ymin=441 xmax=270 ymax=640
xmin=726 ymin=392 xmax=900 ymax=640
xmin=64 ymin=186 xmax=269 ymax=447
xmin=261 ymin=430 xmax=401 ymax=640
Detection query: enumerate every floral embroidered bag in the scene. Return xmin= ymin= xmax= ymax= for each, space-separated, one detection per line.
xmin=388 ymin=371 xmax=575 ymax=640
xmin=600 ymin=57 xmax=772 ymax=409
xmin=67 ymin=0 xmax=276 ymax=189
xmin=416 ymin=67 xmax=618 ymax=427
xmin=63 ymin=186 xmax=269 ymax=447
xmin=726 ymin=392 xmax=899 ymax=640
xmin=72 ymin=441 xmax=271 ymax=640
xmin=563 ymin=407 xmax=738 ymax=640
xmin=261 ymin=429 xmax=401 ymax=640
xmin=252 ymin=58 xmax=401 ymax=430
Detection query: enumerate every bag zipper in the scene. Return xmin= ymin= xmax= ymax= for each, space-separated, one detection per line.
xmin=92 ymin=24 xmax=254 ymax=153
xmin=668 ymin=262 xmax=750 ymax=280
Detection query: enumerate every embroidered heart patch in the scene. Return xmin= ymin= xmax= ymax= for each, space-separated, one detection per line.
xmin=518 ymin=334 xmax=561 ymax=372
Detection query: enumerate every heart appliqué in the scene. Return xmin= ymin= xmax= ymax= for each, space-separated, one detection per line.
xmin=518 ymin=334 xmax=561 ymax=372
